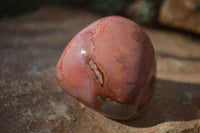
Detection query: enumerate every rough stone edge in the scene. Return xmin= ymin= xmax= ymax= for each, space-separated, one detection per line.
xmin=158 ymin=0 xmax=200 ymax=34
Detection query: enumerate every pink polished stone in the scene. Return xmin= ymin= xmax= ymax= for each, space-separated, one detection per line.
xmin=56 ymin=16 xmax=156 ymax=120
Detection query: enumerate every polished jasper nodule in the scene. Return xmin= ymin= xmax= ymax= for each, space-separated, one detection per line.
xmin=56 ymin=16 xmax=156 ymax=120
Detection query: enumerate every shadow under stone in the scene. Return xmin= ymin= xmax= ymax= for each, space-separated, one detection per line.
xmin=120 ymin=78 xmax=200 ymax=127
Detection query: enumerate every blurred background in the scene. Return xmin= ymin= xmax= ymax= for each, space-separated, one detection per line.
xmin=0 ymin=0 xmax=200 ymax=133
xmin=0 ymin=0 xmax=200 ymax=33
xmin=0 ymin=0 xmax=162 ymax=24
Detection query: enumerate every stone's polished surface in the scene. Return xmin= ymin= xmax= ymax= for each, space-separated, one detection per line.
xmin=56 ymin=16 xmax=156 ymax=120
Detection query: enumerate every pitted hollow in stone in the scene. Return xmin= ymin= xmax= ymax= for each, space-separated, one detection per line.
xmin=97 ymin=96 xmax=137 ymax=120
xmin=89 ymin=60 xmax=104 ymax=86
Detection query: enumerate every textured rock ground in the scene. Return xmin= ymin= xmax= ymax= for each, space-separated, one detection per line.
xmin=0 ymin=6 xmax=200 ymax=133
xmin=159 ymin=0 xmax=200 ymax=34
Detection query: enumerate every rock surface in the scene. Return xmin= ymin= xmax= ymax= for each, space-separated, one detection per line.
xmin=0 ymin=6 xmax=200 ymax=133
xmin=159 ymin=0 xmax=200 ymax=34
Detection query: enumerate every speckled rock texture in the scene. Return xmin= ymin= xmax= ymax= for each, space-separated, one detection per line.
xmin=0 ymin=6 xmax=200 ymax=133
xmin=159 ymin=0 xmax=200 ymax=34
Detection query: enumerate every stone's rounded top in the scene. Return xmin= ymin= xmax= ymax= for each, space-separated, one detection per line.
xmin=56 ymin=16 xmax=156 ymax=119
